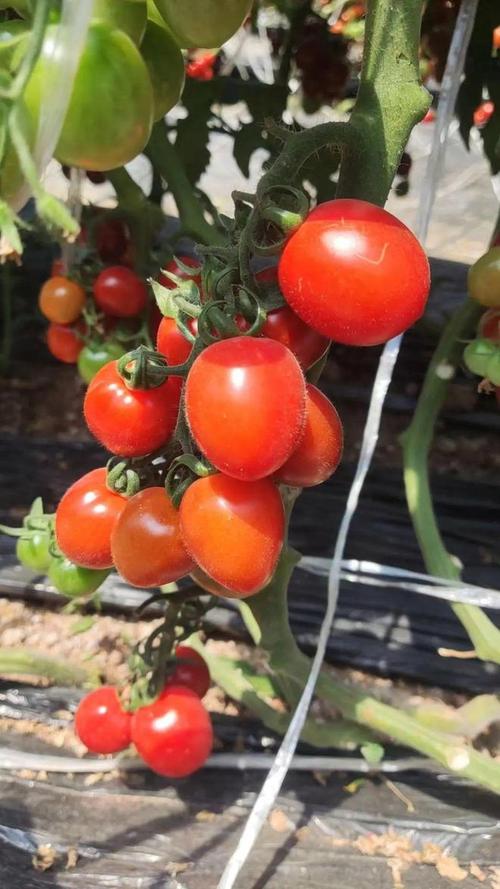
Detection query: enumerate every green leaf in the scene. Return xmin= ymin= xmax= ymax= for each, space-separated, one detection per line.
xmin=70 ymin=616 xmax=96 ymax=636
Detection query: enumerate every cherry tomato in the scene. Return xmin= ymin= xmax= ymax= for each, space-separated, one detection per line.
xmin=159 ymin=256 xmax=202 ymax=291
xmin=478 ymin=308 xmax=500 ymax=342
xmin=84 ymin=360 xmax=180 ymax=457
xmin=93 ymin=266 xmax=148 ymax=318
xmin=94 ymin=217 xmax=131 ymax=264
xmin=39 ymin=276 xmax=86 ymax=324
xmin=153 ymin=0 xmax=251 ymax=49
xmin=473 ymin=100 xmax=494 ymax=129
xmin=55 ymin=468 xmax=126 ymax=569
xmin=75 ymin=686 xmax=132 ymax=754
xmin=77 ymin=341 xmax=126 ymax=385
xmin=48 ymin=557 xmax=110 ymax=598
xmin=46 ymin=321 xmax=85 ymax=364
xmin=92 ymin=0 xmax=147 ymax=44
xmin=180 ymin=474 xmax=285 ymax=596
xmin=494 ymin=26 xmax=500 ymax=51
xmin=185 ymin=337 xmax=306 ymax=480
xmin=131 ymin=685 xmax=213 ymax=777
xmin=186 ymin=52 xmax=217 ymax=80
xmin=468 ymin=248 xmax=500 ymax=307
xmin=161 ymin=645 xmax=210 ymax=698
xmin=25 ymin=24 xmax=154 ymax=172
xmin=463 ymin=338 xmax=497 ymax=378
xmin=111 ymin=488 xmax=194 ymax=587
xmin=141 ymin=19 xmax=185 ymax=121
xmin=156 ymin=316 xmax=198 ymax=366
xmin=278 ymin=199 xmax=430 ymax=347
xmin=16 ymin=531 xmax=51 ymax=573
xmin=275 ymin=384 xmax=343 ymax=487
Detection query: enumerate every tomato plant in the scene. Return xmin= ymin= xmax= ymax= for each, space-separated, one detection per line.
xmin=185 ymin=337 xmax=306 ymax=480
xmin=162 ymin=646 xmax=211 ymax=698
xmin=16 ymin=531 xmax=51 ymax=573
xmin=84 ymin=360 xmax=180 ymax=457
xmin=111 ymin=487 xmax=194 ymax=587
xmin=75 ymin=686 xmax=132 ymax=754
xmin=278 ymin=199 xmax=430 ymax=346
xmin=55 ymin=468 xmax=126 ymax=569
xmin=131 ymin=685 xmax=213 ymax=777
xmin=276 ymin=384 xmax=343 ymax=487
xmin=46 ymin=321 xmax=85 ymax=364
xmin=179 ymin=474 xmax=285 ymax=596
xmin=48 ymin=557 xmax=110 ymax=598
xmin=93 ymin=266 xmax=149 ymax=318
xmin=159 ymin=256 xmax=202 ymax=290
xmin=39 ymin=276 xmax=86 ymax=325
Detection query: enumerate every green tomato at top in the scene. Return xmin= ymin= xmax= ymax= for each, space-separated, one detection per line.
xmin=92 ymin=0 xmax=147 ymax=45
xmin=152 ymin=0 xmax=252 ymax=48
xmin=468 ymin=247 xmax=500 ymax=308
xmin=24 ymin=23 xmax=154 ymax=172
xmin=140 ymin=19 xmax=184 ymax=120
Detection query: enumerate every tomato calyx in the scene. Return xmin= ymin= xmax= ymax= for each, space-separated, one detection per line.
xmin=251 ymin=185 xmax=310 ymax=256
xmin=117 ymin=344 xmax=183 ymax=389
xmin=166 ymin=454 xmax=215 ymax=509
xmin=106 ymin=458 xmax=142 ymax=498
xmin=0 ymin=497 xmax=53 ymax=540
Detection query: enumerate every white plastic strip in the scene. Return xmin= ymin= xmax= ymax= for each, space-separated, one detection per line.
xmin=216 ymin=3 xmax=480 ymax=887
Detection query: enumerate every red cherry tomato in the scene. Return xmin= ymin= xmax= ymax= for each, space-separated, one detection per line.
xmin=84 ymin=360 xmax=180 ymax=457
xmin=185 ymin=337 xmax=306 ymax=480
xmin=93 ymin=266 xmax=148 ymax=318
xmin=161 ymin=645 xmax=210 ymax=698
xmin=278 ymin=199 xmax=430 ymax=347
xmin=275 ymin=384 xmax=343 ymax=487
xmin=56 ymin=467 xmax=126 ymax=569
xmin=131 ymin=684 xmax=213 ymax=778
xmin=46 ymin=320 xmax=85 ymax=363
xmin=474 ymin=100 xmax=494 ymax=129
xmin=111 ymin=487 xmax=194 ymax=587
xmin=159 ymin=256 xmax=202 ymax=290
xmin=494 ymin=26 xmax=500 ymax=51
xmin=39 ymin=276 xmax=86 ymax=324
xmin=478 ymin=308 xmax=500 ymax=342
xmin=94 ymin=217 xmax=130 ymax=263
xmin=75 ymin=686 xmax=131 ymax=754
xmin=180 ymin=473 xmax=285 ymax=596
xmin=156 ymin=316 xmax=198 ymax=365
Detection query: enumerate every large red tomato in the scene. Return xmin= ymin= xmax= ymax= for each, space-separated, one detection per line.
xmin=179 ymin=473 xmax=285 ymax=596
xmin=56 ymin=468 xmax=126 ymax=569
xmin=275 ymin=384 xmax=343 ymax=487
xmin=111 ymin=488 xmax=194 ymax=587
xmin=184 ymin=337 xmax=306 ymax=480
xmin=278 ymin=199 xmax=430 ymax=346
xmin=84 ymin=360 xmax=180 ymax=457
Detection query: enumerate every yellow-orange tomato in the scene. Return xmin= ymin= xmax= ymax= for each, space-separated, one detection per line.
xmin=39 ymin=276 xmax=86 ymax=324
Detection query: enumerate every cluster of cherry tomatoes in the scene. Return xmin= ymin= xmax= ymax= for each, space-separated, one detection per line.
xmin=75 ymin=645 xmax=213 ymax=778
xmin=463 ymin=245 xmax=500 ymax=400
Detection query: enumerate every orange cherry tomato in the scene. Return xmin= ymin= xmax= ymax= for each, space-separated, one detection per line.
xmin=39 ymin=276 xmax=86 ymax=324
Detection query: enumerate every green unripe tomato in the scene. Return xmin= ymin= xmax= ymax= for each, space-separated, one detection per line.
xmin=463 ymin=337 xmax=498 ymax=377
xmin=78 ymin=340 xmax=126 ymax=385
xmin=485 ymin=351 xmax=500 ymax=386
xmin=16 ymin=531 xmax=51 ymax=573
xmin=92 ymin=0 xmax=147 ymax=45
xmin=24 ymin=23 xmax=154 ymax=172
xmin=152 ymin=0 xmax=252 ymax=48
xmin=48 ymin=556 xmax=110 ymax=598
xmin=140 ymin=19 xmax=184 ymax=120
xmin=468 ymin=247 xmax=500 ymax=307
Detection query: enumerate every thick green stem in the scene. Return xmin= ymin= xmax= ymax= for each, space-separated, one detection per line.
xmin=146 ymin=123 xmax=224 ymax=247
xmin=107 ymin=167 xmax=164 ymax=274
xmin=0 ymin=648 xmax=89 ymax=686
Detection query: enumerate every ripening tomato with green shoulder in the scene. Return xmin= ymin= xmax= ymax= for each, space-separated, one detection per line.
xmin=39 ymin=277 xmax=86 ymax=325
xmin=275 ymin=384 xmax=343 ymax=487
xmin=92 ymin=0 xmax=147 ymax=44
xmin=75 ymin=686 xmax=132 ymax=754
xmin=152 ymin=0 xmax=252 ymax=48
xmin=24 ymin=23 xmax=154 ymax=171
xmin=180 ymin=474 xmax=285 ymax=596
xmin=185 ymin=337 xmax=306 ymax=480
xmin=46 ymin=321 xmax=86 ymax=364
xmin=55 ymin=468 xmax=127 ymax=570
xmin=278 ymin=199 xmax=430 ymax=346
xmin=84 ymin=360 xmax=180 ymax=456
xmin=468 ymin=248 xmax=500 ymax=307
xmin=16 ymin=531 xmax=51 ymax=573
xmin=48 ymin=556 xmax=110 ymax=598
xmin=140 ymin=19 xmax=185 ymax=120
xmin=77 ymin=340 xmax=126 ymax=384
xmin=111 ymin=488 xmax=194 ymax=587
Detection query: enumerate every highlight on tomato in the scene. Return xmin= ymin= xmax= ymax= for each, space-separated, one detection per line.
xmin=275 ymin=384 xmax=344 ymax=487
xmin=278 ymin=198 xmax=430 ymax=346
xmin=75 ymin=686 xmax=132 ymax=754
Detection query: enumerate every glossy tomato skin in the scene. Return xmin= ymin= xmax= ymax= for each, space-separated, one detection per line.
xmin=140 ymin=19 xmax=185 ymax=120
xmin=262 ymin=307 xmax=329 ymax=370
xmin=276 ymin=384 xmax=343 ymax=487
xmin=39 ymin=277 xmax=86 ymax=324
xmin=180 ymin=474 xmax=285 ymax=596
xmin=92 ymin=0 xmax=147 ymax=44
xmin=77 ymin=341 xmax=126 ymax=385
xmin=156 ymin=317 xmax=198 ymax=365
xmin=84 ymin=360 xmax=180 ymax=457
xmin=16 ymin=531 xmax=51 ymax=573
xmin=468 ymin=248 xmax=500 ymax=307
xmin=131 ymin=684 xmax=213 ymax=778
xmin=75 ymin=686 xmax=132 ymax=754
xmin=278 ymin=199 xmax=430 ymax=346
xmin=111 ymin=488 xmax=194 ymax=587
xmin=161 ymin=646 xmax=210 ymax=699
xmin=46 ymin=321 xmax=85 ymax=363
xmin=25 ymin=24 xmax=154 ymax=171
xmin=93 ymin=266 xmax=148 ymax=318
xmin=55 ymin=468 xmax=126 ymax=570
xmin=479 ymin=308 xmax=500 ymax=342
xmin=48 ymin=557 xmax=110 ymax=598
xmin=185 ymin=337 xmax=306 ymax=480
xmin=153 ymin=0 xmax=251 ymax=48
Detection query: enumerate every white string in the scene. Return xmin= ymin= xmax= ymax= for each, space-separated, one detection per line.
xmin=216 ymin=4 xmax=480 ymax=887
